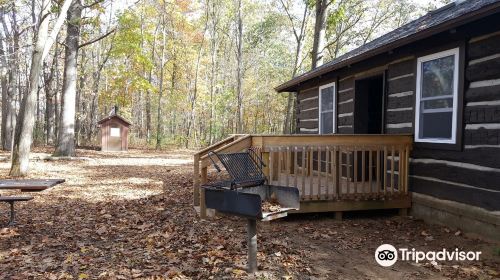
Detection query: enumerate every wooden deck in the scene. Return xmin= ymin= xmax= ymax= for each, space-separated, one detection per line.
xmin=193 ymin=134 xmax=412 ymax=217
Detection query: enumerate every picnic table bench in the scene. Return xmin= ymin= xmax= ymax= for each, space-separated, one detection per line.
xmin=0 ymin=179 xmax=65 ymax=226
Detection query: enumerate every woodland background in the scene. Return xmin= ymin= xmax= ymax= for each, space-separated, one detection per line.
xmin=0 ymin=0 xmax=447 ymax=175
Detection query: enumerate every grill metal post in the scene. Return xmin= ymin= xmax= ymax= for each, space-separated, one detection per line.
xmin=247 ymin=218 xmax=257 ymax=273
xmin=203 ymin=151 xmax=300 ymax=273
xmin=8 ymin=201 xmax=15 ymax=226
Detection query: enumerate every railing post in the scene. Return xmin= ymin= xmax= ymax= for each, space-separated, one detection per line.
xmin=193 ymin=153 xmax=200 ymax=206
xmin=404 ymin=145 xmax=410 ymax=194
xmin=293 ymin=147 xmax=298 ymax=188
xmin=200 ymin=166 xmax=208 ymax=218
xmin=309 ymin=146 xmax=314 ymax=198
xmin=262 ymin=150 xmax=270 ymax=178
xmin=301 ymin=146 xmax=306 ymax=200
xmin=334 ymin=147 xmax=340 ymax=199
xmin=285 ymin=147 xmax=290 ymax=187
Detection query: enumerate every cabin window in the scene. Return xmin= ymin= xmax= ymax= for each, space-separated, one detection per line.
xmin=319 ymin=82 xmax=336 ymax=134
xmin=110 ymin=127 xmax=121 ymax=137
xmin=415 ymin=48 xmax=459 ymax=144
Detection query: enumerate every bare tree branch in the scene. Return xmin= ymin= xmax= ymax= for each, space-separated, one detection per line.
xmin=42 ymin=0 xmax=72 ymax=60
xmin=83 ymin=0 xmax=105 ymax=9
xmin=78 ymin=28 xmax=115 ymax=49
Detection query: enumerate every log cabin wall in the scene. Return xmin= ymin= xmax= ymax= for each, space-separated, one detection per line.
xmin=295 ymin=75 xmax=355 ymax=135
xmin=411 ymin=30 xmax=500 ymax=211
xmin=385 ymin=57 xmax=416 ymax=134
xmin=296 ymin=87 xmax=319 ymax=134
xmin=337 ymin=76 xmax=355 ymax=134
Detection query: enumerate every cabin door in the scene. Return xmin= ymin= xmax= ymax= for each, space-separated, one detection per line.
xmin=354 ymin=74 xmax=384 ymax=134
xmin=347 ymin=74 xmax=385 ymax=182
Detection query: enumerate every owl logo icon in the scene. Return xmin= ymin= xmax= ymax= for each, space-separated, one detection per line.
xmin=375 ymin=244 xmax=398 ymax=267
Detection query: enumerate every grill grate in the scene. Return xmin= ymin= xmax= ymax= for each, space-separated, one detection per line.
xmin=208 ymin=149 xmax=266 ymax=189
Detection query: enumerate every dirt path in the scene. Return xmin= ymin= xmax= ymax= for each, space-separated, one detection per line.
xmin=0 ymin=148 xmax=498 ymax=279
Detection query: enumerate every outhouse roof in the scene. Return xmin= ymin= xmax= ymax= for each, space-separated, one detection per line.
xmin=97 ymin=114 xmax=132 ymax=126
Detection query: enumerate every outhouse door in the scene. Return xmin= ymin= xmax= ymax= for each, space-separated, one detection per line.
xmin=108 ymin=126 xmax=122 ymax=151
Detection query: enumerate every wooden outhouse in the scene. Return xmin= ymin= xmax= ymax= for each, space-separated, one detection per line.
xmin=97 ymin=113 xmax=131 ymax=151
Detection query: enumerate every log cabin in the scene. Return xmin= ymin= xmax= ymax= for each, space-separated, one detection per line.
xmin=194 ymin=0 xmax=500 ymax=241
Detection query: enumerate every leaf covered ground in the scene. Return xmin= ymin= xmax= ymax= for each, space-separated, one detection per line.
xmin=0 ymin=148 xmax=498 ymax=279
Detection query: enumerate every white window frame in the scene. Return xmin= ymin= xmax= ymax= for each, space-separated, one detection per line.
xmin=318 ymin=82 xmax=336 ymax=134
xmin=414 ymin=48 xmax=459 ymax=144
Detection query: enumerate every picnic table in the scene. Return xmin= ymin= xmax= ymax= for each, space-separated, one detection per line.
xmin=0 ymin=179 xmax=65 ymax=226
xmin=0 ymin=179 xmax=65 ymax=192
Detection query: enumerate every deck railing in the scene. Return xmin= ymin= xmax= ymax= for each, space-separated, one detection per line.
xmin=193 ymin=134 xmax=412 ymax=217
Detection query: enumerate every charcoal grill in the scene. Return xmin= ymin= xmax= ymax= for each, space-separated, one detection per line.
xmin=202 ymin=149 xmax=299 ymax=273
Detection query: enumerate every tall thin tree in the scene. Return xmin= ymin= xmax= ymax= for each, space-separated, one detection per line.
xmin=235 ymin=0 xmax=244 ymax=133
xmin=311 ymin=0 xmax=329 ymax=69
xmin=10 ymin=0 xmax=72 ymax=176
xmin=54 ymin=0 xmax=83 ymax=157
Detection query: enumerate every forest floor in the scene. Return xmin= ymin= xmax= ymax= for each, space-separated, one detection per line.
xmin=0 ymin=148 xmax=499 ymax=280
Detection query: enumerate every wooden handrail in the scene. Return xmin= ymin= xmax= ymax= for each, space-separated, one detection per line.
xmin=194 ymin=135 xmax=238 ymax=157
xmin=200 ymin=135 xmax=252 ymax=168
xmin=251 ymin=134 xmax=413 ymax=147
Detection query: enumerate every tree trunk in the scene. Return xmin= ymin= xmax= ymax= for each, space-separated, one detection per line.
xmin=311 ymin=0 xmax=328 ymax=69
xmin=281 ymin=1 xmax=309 ymax=134
xmin=45 ymin=89 xmax=56 ymax=144
xmin=0 ymin=76 xmax=8 ymax=147
xmin=186 ymin=46 xmax=203 ymax=148
xmin=35 ymin=81 xmax=41 ymax=144
xmin=10 ymin=0 xmax=54 ymax=176
xmin=54 ymin=43 xmax=61 ymax=140
xmin=54 ymin=0 xmax=82 ymax=157
xmin=0 ymin=8 xmax=20 ymax=151
xmin=75 ymin=49 xmax=86 ymax=146
xmin=0 ymin=19 xmax=7 ymax=149
xmin=186 ymin=16 xmax=207 ymax=148
xmin=3 ymin=65 xmax=17 ymax=150
xmin=146 ymin=25 xmax=159 ymax=142
xmin=235 ymin=0 xmax=244 ymax=134
xmin=145 ymin=90 xmax=151 ymax=140
xmin=155 ymin=22 xmax=167 ymax=150
xmin=87 ymin=46 xmax=111 ymax=142
xmin=169 ymin=54 xmax=177 ymax=135
xmin=44 ymin=48 xmax=58 ymax=145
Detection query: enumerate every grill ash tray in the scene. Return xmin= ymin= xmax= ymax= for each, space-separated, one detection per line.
xmin=203 ymin=183 xmax=300 ymax=221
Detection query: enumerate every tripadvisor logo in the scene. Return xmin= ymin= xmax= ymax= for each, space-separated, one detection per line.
xmin=375 ymin=244 xmax=482 ymax=267
xmin=375 ymin=244 xmax=398 ymax=267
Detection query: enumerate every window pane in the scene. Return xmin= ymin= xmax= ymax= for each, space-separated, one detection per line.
xmin=321 ymin=112 xmax=333 ymax=134
xmin=321 ymin=86 xmax=334 ymax=112
xmin=110 ymin=127 xmax=120 ymax=137
xmin=419 ymin=112 xmax=452 ymax=139
xmin=422 ymin=98 xmax=453 ymax=110
xmin=421 ymin=55 xmax=455 ymax=98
